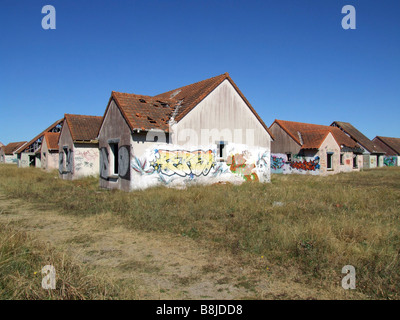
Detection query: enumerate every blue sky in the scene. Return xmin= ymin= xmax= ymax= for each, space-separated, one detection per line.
xmin=1 ymin=0 xmax=399 ymax=145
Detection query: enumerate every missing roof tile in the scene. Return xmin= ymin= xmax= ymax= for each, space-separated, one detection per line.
xmin=147 ymin=116 xmax=157 ymax=124
xmin=139 ymin=99 xmax=146 ymax=103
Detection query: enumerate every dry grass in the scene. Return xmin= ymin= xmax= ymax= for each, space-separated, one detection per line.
xmin=0 ymin=222 xmax=122 ymax=299
xmin=0 ymin=164 xmax=399 ymax=299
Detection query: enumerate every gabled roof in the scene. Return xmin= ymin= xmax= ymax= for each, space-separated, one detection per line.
xmin=43 ymin=132 xmax=60 ymax=151
xmin=2 ymin=141 xmax=27 ymax=155
xmin=271 ymin=119 xmax=360 ymax=150
xmin=16 ymin=118 xmax=63 ymax=154
xmin=155 ymin=73 xmax=272 ymax=136
xmin=102 ymin=73 xmax=273 ymax=138
xmin=64 ymin=114 xmax=103 ymax=142
xmin=331 ymin=121 xmax=385 ymax=154
xmin=373 ymin=136 xmax=400 ymax=155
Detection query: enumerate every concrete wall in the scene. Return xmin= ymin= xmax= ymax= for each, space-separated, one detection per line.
xmin=172 ymin=80 xmax=272 ymax=149
xmin=73 ymin=144 xmax=99 ymax=179
xmin=130 ymin=143 xmax=270 ymax=190
xmin=18 ymin=152 xmax=36 ymax=168
xmin=98 ymin=100 xmax=132 ymax=191
xmin=41 ymin=139 xmax=58 ymax=171
xmin=1 ymin=154 xmax=18 ymax=164
xmin=271 ymin=133 xmax=362 ymax=176
xmin=58 ymin=121 xmax=75 ymax=180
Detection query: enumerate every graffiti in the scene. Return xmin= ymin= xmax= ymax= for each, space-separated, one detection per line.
xmin=384 ymin=156 xmax=397 ymax=167
xmin=227 ymin=153 xmax=258 ymax=181
xmin=150 ymin=149 xmax=215 ymax=179
xmin=271 ymin=155 xmax=285 ymax=173
xmin=290 ymin=156 xmax=320 ymax=171
xmin=131 ymin=156 xmax=154 ymax=175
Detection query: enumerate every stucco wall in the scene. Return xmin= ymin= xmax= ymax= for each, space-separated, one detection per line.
xmin=41 ymin=139 xmax=58 ymax=171
xmin=73 ymin=144 xmax=99 ymax=179
xmin=130 ymin=143 xmax=270 ymax=190
xmin=1 ymin=154 xmax=18 ymax=164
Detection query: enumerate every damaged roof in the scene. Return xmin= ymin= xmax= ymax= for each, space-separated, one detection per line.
xmin=64 ymin=114 xmax=103 ymax=142
xmin=272 ymin=119 xmax=361 ymax=150
xmin=2 ymin=141 xmax=27 ymax=155
xmin=331 ymin=121 xmax=385 ymax=154
xmin=110 ymin=93 xmax=175 ymax=132
xmin=15 ymin=118 xmax=63 ymax=154
xmin=373 ymin=136 xmax=400 ymax=155
xmin=105 ymin=73 xmax=272 ymax=137
xmin=43 ymin=132 xmax=60 ymax=151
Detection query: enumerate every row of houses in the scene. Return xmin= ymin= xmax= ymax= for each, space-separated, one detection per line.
xmin=1 ymin=73 xmax=399 ymax=191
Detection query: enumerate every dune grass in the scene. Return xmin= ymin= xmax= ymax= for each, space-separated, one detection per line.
xmin=0 ymin=222 xmax=122 ymax=299
xmin=0 ymin=164 xmax=399 ymax=299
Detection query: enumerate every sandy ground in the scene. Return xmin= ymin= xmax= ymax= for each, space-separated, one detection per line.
xmin=0 ymin=191 xmax=364 ymax=299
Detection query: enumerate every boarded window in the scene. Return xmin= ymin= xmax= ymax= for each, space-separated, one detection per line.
xmin=118 ymin=146 xmax=130 ymax=179
xmin=59 ymin=153 xmax=63 ymax=173
xmin=353 ymin=155 xmax=358 ymax=168
xmin=216 ymin=141 xmax=226 ymax=161
xmin=100 ymin=147 xmax=109 ymax=179
xmin=340 ymin=153 xmax=344 ymax=165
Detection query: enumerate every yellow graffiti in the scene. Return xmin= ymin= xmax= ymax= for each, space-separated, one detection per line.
xmin=151 ymin=149 xmax=215 ymax=178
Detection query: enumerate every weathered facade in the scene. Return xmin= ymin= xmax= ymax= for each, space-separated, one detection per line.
xmin=372 ymin=136 xmax=400 ymax=167
xmin=40 ymin=132 xmax=60 ymax=171
xmin=98 ymin=73 xmax=273 ymax=191
xmin=15 ymin=119 xmax=63 ymax=168
xmin=58 ymin=114 xmax=102 ymax=180
xmin=270 ymin=120 xmax=363 ymax=175
xmin=331 ymin=121 xmax=386 ymax=169
xmin=0 ymin=141 xmax=27 ymax=164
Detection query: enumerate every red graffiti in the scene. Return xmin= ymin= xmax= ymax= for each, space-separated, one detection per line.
xmin=289 ymin=157 xmax=320 ymax=171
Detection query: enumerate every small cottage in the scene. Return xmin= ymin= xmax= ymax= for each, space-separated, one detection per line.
xmin=15 ymin=119 xmax=63 ymax=168
xmin=270 ymin=120 xmax=364 ymax=175
xmin=372 ymin=136 xmax=400 ymax=167
xmin=58 ymin=114 xmax=103 ymax=180
xmin=40 ymin=132 xmax=60 ymax=171
xmin=330 ymin=121 xmax=386 ymax=168
xmin=98 ymin=73 xmax=273 ymax=191
xmin=0 ymin=141 xmax=27 ymax=164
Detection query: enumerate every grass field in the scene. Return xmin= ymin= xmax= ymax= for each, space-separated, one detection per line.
xmin=0 ymin=164 xmax=399 ymax=299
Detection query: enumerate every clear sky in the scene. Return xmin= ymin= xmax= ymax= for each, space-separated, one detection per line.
xmin=1 ymin=0 xmax=399 ymax=145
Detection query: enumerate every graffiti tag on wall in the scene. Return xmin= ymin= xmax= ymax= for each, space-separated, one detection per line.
xmin=290 ymin=156 xmax=320 ymax=171
xmin=384 ymin=156 xmax=397 ymax=167
xmin=271 ymin=155 xmax=285 ymax=173
xmin=150 ymin=149 xmax=215 ymax=178
xmin=227 ymin=153 xmax=258 ymax=181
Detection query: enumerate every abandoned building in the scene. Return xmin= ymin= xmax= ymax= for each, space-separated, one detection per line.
xmin=0 ymin=141 xmax=27 ymax=164
xmin=330 ymin=121 xmax=385 ymax=168
xmin=15 ymin=119 xmax=63 ymax=168
xmin=40 ymin=132 xmax=60 ymax=171
xmin=372 ymin=136 xmax=400 ymax=167
xmin=58 ymin=114 xmax=103 ymax=180
xmin=98 ymin=73 xmax=273 ymax=191
xmin=270 ymin=120 xmax=364 ymax=175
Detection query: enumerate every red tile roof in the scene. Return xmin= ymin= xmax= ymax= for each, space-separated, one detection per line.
xmin=110 ymin=93 xmax=175 ymax=132
xmin=2 ymin=141 xmax=27 ymax=155
xmin=104 ymin=73 xmax=273 ymax=138
xmin=373 ymin=136 xmax=400 ymax=155
xmin=43 ymin=132 xmax=60 ymax=151
xmin=272 ymin=119 xmax=360 ymax=150
xmin=331 ymin=121 xmax=385 ymax=154
xmin=64 ymin=114 xmax=103 ymax=142
xmin=15 ymin=118 xmax=63 ymax=154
